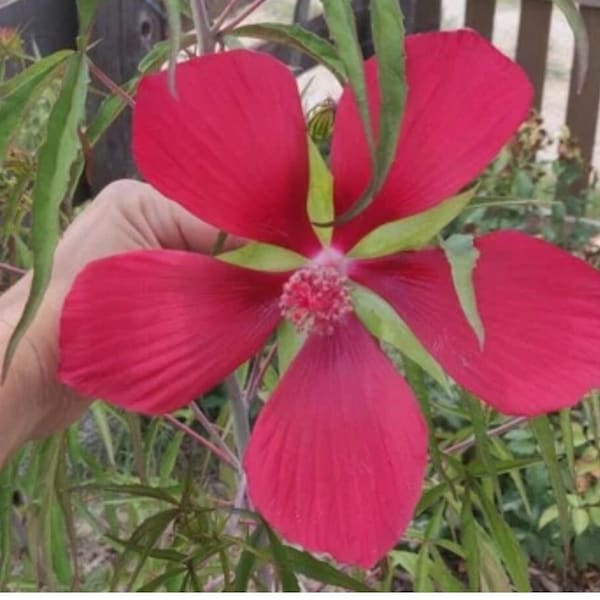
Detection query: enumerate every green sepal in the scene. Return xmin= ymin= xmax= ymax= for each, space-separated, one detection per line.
xmin=349 ymin=186 xmax=476 ymax=259
xmin=352 ymin=283 xmax=449 ymax=390
xmin=218 ymin=243 xmax=306 ymax=272
xmin=307 ymin=136 xmax=333 ymax=245
xmin=441 ymin=233 xmax=485 ymax=348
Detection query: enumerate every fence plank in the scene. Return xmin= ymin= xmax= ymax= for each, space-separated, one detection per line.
xmin=516 ymin=0 xmax=552 ymax=109
xmin=566 ymin=3 xmax=600 ymax=164
xmin=86 ymin=0 xmax=166 ymax=194
xmin=409 ymin=0 xmax=441 ymax=33
xmin=465 ymin=0 xmax=496 ymax=39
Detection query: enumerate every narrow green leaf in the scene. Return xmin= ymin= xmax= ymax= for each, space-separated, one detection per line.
xmin=2 ymin=52 xmax=88 ymax=380
xmin=159 ymin=430 xmax=185 ymax=485
xmin=264 ymin=523 xmax=300 ymax=592
xmin=353 ymin=283 xmax=448 ymax=388
xmin=478 ymin=530 xmax=512 ymax=592
xmin=0 ymin=50 xmax=72 ymax=160
xmin=138 ymin=567 xmax=188 ymax=592
xmin=283 ymin=546 xmax=372 ymax=591
xmin=530 ymin=415 xmax=571 ymax=560
xmin=276 ymin=320 xmax=304 ymax=375
xmin=463 ymin=393 xmax=499 ymax=499
xmin=320 ymin=0 xmax=375 ymax=224
xmin=77 ymin=483 xmax=179 ymax=505
xmin=414 ymin=546 xmax=434 ymax=592
xmin=76 ymin=0 xmax=98 ymax=34
xmin=0 ymin=460 xmax=15 ymax=588
xmin=234 ymin=524 xmax=265 ymax=591
xmin=164 ymin=0 xmax=181 ymax=96
xmin=460 ymin=488 xmax=480 ymax=591
xmin=560 ymin=409 xmax=575 ymax=479
xmin=110 ymin=508 xmax=180 ymax=591
xmin=349 ymin=187 xmax=476 ymax=258
xmin=307 ymin=137 xmax=333 ymax=244
xmin=430 ymin=546 xmax=464 ymax=592
xmin=218 ymin=243 xmax=306 ymax=272
xmin=441 ymin=234 xmax=485 ymax=348
xmin=476 ymin=484 xmax=531 ymax=591
xmin=322 ymin=0 xmax=406 ymax=226
xmin=90 ymin=403 xmax=116 ymax=468
xmin=230 ymin=23 xmax=347 ymax=84
xmin=553 ymin=0 xmax=589 ymax=93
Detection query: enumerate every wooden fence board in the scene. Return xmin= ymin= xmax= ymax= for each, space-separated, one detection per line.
xmin=516 ymin=0 xmax=553 ymax=109
xmin=465 ymin=0 xmax=495 ymax=40
xmin=86 ymin=0 xmax=166 ymax=194
xmin=566 ymin=3 xmax=600 ymax=163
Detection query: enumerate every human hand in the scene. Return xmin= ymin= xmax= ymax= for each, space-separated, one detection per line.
xmin=0 ymin=179 xmax=235 ymax=466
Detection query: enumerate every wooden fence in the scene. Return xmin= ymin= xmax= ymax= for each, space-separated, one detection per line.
xmin=408 ymin=0 xmax=600 ymax=165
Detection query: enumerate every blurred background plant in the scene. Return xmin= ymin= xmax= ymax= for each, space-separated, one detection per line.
xmin=1 ymin=0 xmax=600 ymax=592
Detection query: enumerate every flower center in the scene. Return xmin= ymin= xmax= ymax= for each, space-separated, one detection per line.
xmin=279 ymin=264 xmax=353 ymax=336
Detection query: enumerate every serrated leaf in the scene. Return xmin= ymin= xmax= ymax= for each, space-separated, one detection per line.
xmin=322 ymin=0 xmax=406 ymax=226
xmin=530 ymin=416 xmax=571 ymax=560
xmin=320 ymin=0 xmax=374 ymax=224
xmin=552 ymin=0 xmax=589 ymax=93
xmin=0 ymin=50 xmax=72 ymax=161
xmin=349 ymin=187 xmax=476 ymax=258
xmin=2 ymin=52 xmax=88 ymax=380
xmin=307 ymin=137 xmax=333 ymax=244
xmin=352 ymin=283 xmax=448 ymax=389
xmin=230 ymin=23 xmax=347 ymax=84
xmin=441 ymin=233 xmax=485 ymax=348
xmin=218 ymin=243 xmax=305 ymax=272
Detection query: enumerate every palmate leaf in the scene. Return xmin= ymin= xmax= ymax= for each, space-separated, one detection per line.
xmin=2 ymin=51 xmax=89 ymax=380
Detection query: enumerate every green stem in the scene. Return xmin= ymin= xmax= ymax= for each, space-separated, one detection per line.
xmin=225 ymin=375 xmax=250 ymax=459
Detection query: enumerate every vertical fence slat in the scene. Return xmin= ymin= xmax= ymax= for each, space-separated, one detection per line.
xmin=410 ymin=0 xmax=441 ymax=33
xmin=566 ymin=3 xmax=600 ymax=164
xmin=464 ymin=0 xmax=496 ymax=39
xmin=86 ymin=0 xmax=166 ymax=194
xmin=515 ymin=0 xmax=552 ymax=110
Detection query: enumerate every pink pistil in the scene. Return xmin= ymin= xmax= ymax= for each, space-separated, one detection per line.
xmin=279 ymin=265 xmax=353 ymax=335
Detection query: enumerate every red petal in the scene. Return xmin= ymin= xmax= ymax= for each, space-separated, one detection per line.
xmin=59 ymin=250 xmax=287 ymax=414
xmin=245 ymin=316 xmax=427 ymax=568
xmin=331 ymin=30 xmax=533 ymax=251
xmin=133 ymin=50 xmax=319 ymax=256
xmin=351 ymin=232 xmax=600 ymax=415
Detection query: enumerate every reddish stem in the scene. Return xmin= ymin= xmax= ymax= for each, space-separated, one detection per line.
xmin=88 ymin=59 xmax=135 ymax=108
xmin=0 ymin=262 xmax=25 ymax=276
xmin=163 ymin=413 xmax=239 ymax=469
xmin=218 ymin=0 xmax=268 ymax=33
xmin=243 ymin=342 xmax=278 ymax=406
xmin=443 ymin=415 xmax=528 ymax=454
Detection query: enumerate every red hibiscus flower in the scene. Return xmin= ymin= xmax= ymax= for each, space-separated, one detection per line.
xmin=59 ymin=30 xmax=600 ymax=568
